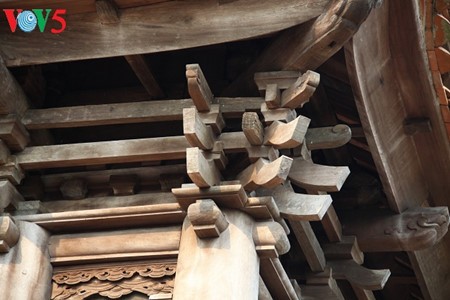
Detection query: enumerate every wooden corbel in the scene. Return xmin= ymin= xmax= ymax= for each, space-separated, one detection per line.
xmin=264 ymin=115 xmax=311 ymax=149
xmin=0 ymin=115 xmax=30 ymax=151
xmin=237 ymin=155 xmax=293 ymax=191
xmin=264 ymin=83 xmax=281 ymax=108
xmin=186 ymin=147 xmax=221 ymax=188
xmin=253 ymin=221 xmax=290 ymax=257
xmin=186 ymin=64 xmax=214 ymax=112
xmin=187 ymin=199 xmax=229 ymax=239
xmin=288 ymin=157 xmax=350 ymax=192
xmin=183 ymin=107 xmax=216 ymax=150
xmin=203 ymin=141 xmax=228 ymax=170
xmin=302 ymin=267 xmax=345 ymax=300
xmin=304 ymin=124 xmax=352 ymax=150
xmin=0 ymin=216 xmax=20 ymax=253
xmin=254 ymin=71 xmax=300 ymax=93
xmin=281 ymin=71 xmax=320 ymax=109
xmin=0 ymin=180 xmax=24 ymax=213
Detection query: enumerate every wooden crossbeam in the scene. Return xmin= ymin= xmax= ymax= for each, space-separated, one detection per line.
xmin=0 ymin=115 xmax=30 ymax=151
xmin=242 ymin=112 xmax=264 ymax=146
xmin=0 ymin=180 xmax=24 ymax=212
xmin=0 ymin=0 xmax=328 ymax=67
xmin=21 ymin=98 xmax=262 ymax=130
xmin=125 ymin=55 xmax=164 ymax=99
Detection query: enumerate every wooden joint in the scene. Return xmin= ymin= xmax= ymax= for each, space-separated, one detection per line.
xmin=199 ymin=104 xmax=225 ymax=135
xmin=403 ymin=118 xmax=432 ymax=135
xmin=261 ymin=103 xmax=297 ymax=124
xmin=0 ymin=180 xmax=24 ymax=212
xmin=281 ymin=71 xmax=320 ymax=109
xmin=159 ymin=174 xmax=185 ymax=191
xmin=95 ymin=0 xmax=120 ymax=24
xmin=0 ymin=216 xmax=20 ymax=253
xmin=242 ymin=196 xmax=289 ymax=234
xmin=203 ymin=141 xmax=228 ymax=170
xmin=60 ymin=179 xmax=88 ymax=200
xmin=187 ymin=199 xmax=229 ymax=239
xmin=0 ymin=115 xmax=30 ymax=151
xmin=265 ymin=83 xmax=281 ymax=108
xmin=186 ymin=64 xmax=213 ymax=112
xmin=109 ymin=174 xmax=138 ymax=196
xmin=246 ymin=146 xmax=279 ymax=163
xmin=254 ymin=71 xmax=300 ymax=92
xmin=237 ymin=155 xmax=293 ymax=191
xmin=0 ymin=156 xmax=24 ymax=184
xmin=242 ymin=112 xmax=264 ymax=146
xmin=253 ymin=221 xmax=290 ymax=257
xmin=305 ymin=125 xmax=352 ymax=150
xmin=322 ymin=236 xmax=364 ymax=265
xmin=183 ymin=107 xmax=216 ymax=150
xmin=264 ymin=115 xmax=311 ymax=149
xmin=186 ymin=147 xmax=221 ymax=188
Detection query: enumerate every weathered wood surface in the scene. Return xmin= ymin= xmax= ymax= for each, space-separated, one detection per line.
xmin=186 ymin=64 xmax=213 ymax=112
xmin=49 ymin=226 xmax=181 ymax=265
xmin=224 ymin=0 xmax=375 ymax=95
xmin=0 ymin=180 xmax=24 ymax=212
xmin=21 ymin=98 xmax=263 ymax=129
xmin=125 ymin=55 xmax=164 ymax=99
xmin=0 ymin=216 xmax=20 ymax=252
xmin=0 ymin=0 xmax=329 ymax=66
xmin=260 ymin=258 xmax=299 ymax=300
xmin=253 ymin=221 xmax=290 ymax=256
xmin=280 ymin=71 xmax=320 ymax=109
xmin=187 ymin=199 xmax=228 ymax=239
xmin=96 ymin=0 xmax=120 ymax=24
xmin=173 ymin=210 xmax=259 ymax=300
xmin=0 ymin=221 xmax=52 ymax=299
xmin=322 ymin=236 xmax=364 ymax=265
xmin=0 ymin=56 xmax=29 ymax=116
xmin=183 ymin=108 xmax=216 ymax=150
xmin=264 ymin=116 xmax=310 ymax=149
xmin=186 ymin=147 xmax=221 ymax=188
xmin=242 ymin=112 xmax=264 ymax=145
xmin=305 ymin=125 xmax=352 ymax=150
xmin=0 ymin=116 xmax=30 ymax=151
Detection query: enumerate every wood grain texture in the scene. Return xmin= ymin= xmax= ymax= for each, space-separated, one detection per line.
xmin=186 ymin=64 xmax=213 ymax=112
xmin=280 ymin=71 xmax=320 ymax=109
xmin=96 ymin=0 xmax=120 ymax=24
xmin=183 ymin=107 xmax=215 ymax=150
xmin=0 ymin=0 xmax=328 ymax=66
xmin=259 ymin=258 xmax=299 ymax=300
xmin=264 ymin=116 xmax=310 ymax=149
xmin=186 ymin=147 xmax=221 ymax=188
xmin=242 ymin=112 xmax=264 ymax=145
xmin=305 ymin=125 xmax=352 ymax=150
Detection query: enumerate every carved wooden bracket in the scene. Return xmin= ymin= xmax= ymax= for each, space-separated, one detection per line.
xmin=242 ymin=112 xmax=264 ymax=146
xmin=322 ymin=236 xmax=364 ymax=265
xmin=237 ymin=155 xmax=293 ymax=191
xmin=187 ymin=199 xmax=229 ymax=239
xmin=0 ymin=156 xmax=24 ymax=184
xmin=253 ymin=221 xmax=290 ymax=257
xmin=261 ymin=102 xmax=297 ymax=124
xmin=186 ymin=147 xmax=222 ymax=188
xmin=186 ymin=64 xmax=213 ymax=112
xmin=264 ymin=115 xmax=310 ymax=149
xmin=302 ymin=267 xmax=345 ymax=300
xmin=304 ymin=124 xmax=352 ymax=151
xmin=0 ymin=216 xmax=20 ymax=253
xmin=281 ymin=70 xmax=320 ymax=109
xmin=183 ymin=107 xmax=216 ymax=150
xmin=241 ymin=196 xmax=289 ymax=234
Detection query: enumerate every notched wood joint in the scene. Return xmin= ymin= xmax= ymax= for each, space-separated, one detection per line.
xmin=187 ymin=199 xmax=229 ymax=239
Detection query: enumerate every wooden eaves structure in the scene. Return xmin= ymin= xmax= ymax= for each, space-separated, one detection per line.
xmin=0 ymin=0 xmax=450 ymax=299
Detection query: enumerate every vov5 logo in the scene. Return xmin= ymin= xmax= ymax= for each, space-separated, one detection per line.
xmin=3 ymin=9 xmax=66 ymax=34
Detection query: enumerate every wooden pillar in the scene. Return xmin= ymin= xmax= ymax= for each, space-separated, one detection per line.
xmin=173 ymin=209 xmax=259 ymax=300
xmin=0 ymin=220 xmax=52 ymax=299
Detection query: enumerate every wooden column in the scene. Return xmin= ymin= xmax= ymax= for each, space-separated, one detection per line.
xmin=0 ymin=220 xmax=52 ymax=299
xmin=173 ymin=209 xmax=259 ymax=300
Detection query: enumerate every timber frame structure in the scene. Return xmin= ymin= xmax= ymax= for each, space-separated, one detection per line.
xmin=0 ymin=0 xmax=450 ymax=299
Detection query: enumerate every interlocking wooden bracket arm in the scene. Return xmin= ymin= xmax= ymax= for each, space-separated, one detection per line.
xmin=183 ymin=107 xmax=216 ymax=150
xmin=258 ymin=181 xmax=332 ymax=221
xmin=304 ymin=124 xmax=352 ymax=151
xmin=186 ymin=147 xmax=221 ymax=188
xmin=328 ymin=260 xmax=391 ymax=291
xmin=0 ymin=216 xmax=20 ymax=253
xmin=242 ymin=112 xmax=264 ymax=146
xmin=281 ymin=71 xmax=320 ymax=109
xmin=186 ymin=64 xmax=214 ymax=112
xmin=253 ymin=221 xmax=290 ymax=258
xmin=0 ymin=115 xmax=30 ymax=151
xmin=241 ymin=196 xmax=290 ymax=234
xmin=261 ymin=103 xmax=297 ymax=124
xmin=237 ymin=155 xmax=293 ymax=191
xmin=322 ymin=236 xmax=364 ymax=265
xmin=288 ymin=157 xmax=350 ymax=192
xmin=341 ymin=206 xmax=450 ymax=252
xmin=264 ymin=116 xmax=311 ymax=149
xmin=187 ymin=199 xmax=229 ymax=239
xmin=0 ymin=180 xmax=24 ymax=213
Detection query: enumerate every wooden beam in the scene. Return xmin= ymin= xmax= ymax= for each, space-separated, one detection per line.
xmin=125 ymin=55 xmax=164 ymax=99
xmin=0 ymin=56 xmax=29 ymax=116
xmin=224 ymin=0 xmax=375 ymax=95
xmin=187 ymin=199 xmax=229 ymax=239
xmin=260 ymin=258 xmax=299 ymax=300
xmin=21 ymin=98 xmax=262 ymax=130
xmin=96 ymin=0 xmax=120 ymax=24
xmin=0 ymin=180 xmax=24 ymax=212
xmin=0 ymin=0 xmax=329 ymax=66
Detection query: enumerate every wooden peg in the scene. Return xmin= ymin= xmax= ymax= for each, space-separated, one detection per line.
xmin=265 ymin=83 xmax=281 ymax=108
xmin=288 ymin=157 xmax=350 ymax=192
xmin=183 ymin=107 xmax=215 ymax=150
xmin=186 ymin=64 xmax=213 ymax=112
xmin=187 ymin=199 xmax=229 ymax=239
xmin=305 ymin=125 xmax=352 ymax=150
xmin=281 ymin=71 xmax=320 ymax=109
xmin=242 ymin=112 xmax=264 ymax=146
xmin=264 ymin=116 xmax=311 ymax=149
xmin=253 ymin=221 xmax=290 ymax=257
xmin=95 ymin=0 xmax=120 ymax=24
xmin=0 ymin=216 xmax=20 ymax=253
xmin=186 ymin=147 xmax=221 ymax=188
xmin=109 ymin=174 xmax=137 ymax=196
xmin=237 ymin=156 xmax=293 ymax=191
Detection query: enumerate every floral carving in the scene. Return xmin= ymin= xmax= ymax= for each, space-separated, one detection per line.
xmin=51 ymin=262 xmax=175 ymax=299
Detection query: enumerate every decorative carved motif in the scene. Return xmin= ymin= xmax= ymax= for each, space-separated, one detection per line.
xmin=51 ymin=262 xmax=176 ymax=299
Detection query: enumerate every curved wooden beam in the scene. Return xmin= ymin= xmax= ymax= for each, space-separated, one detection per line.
xmin=186 ymin=147 xmax=221 ymax=188
xmin=288 ymin=158 xmax=350 ymax=192
xmin=253 ymin=221 xmax=290 ymax=256
xmin=183 ymin=108 xmax=216 ymax=150
xmin=0 ymin=0 xmax=329 ymax=66
xmin=264 ymin=116 xmax=311 ymax=149
xmin=224 ymin=0 xmax=376 ymax=96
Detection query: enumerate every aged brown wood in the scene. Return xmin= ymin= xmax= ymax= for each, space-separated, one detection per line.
xmin=0 ymin=141 xmax=9 ymax=165
xmin=183 ymin=108 xmax=216 ymax=150
xmin=0 ymin=216 xmax=20 ymax=252
xmin=260 ymin=258 xmax=299 ymax=300
xmin=0 ymin=116 xmax=30 ymax=151
xmin=0 ymin=180 xmax=24 ymax=212
xmin=125 ymin=55 xmax=165 ymax=99
xmin=264 ymin=116 xmax=310 ymax=149
xmin=186 ymin=64 xmax=213 ymax=112
xmin=322 ymin=236 xmax=364 ymax=265
xmin=280 ymin=71 xmax=320 ymax=109
xmin=60 ymin=179 xmax=88 ymax=200
xmin=253 ymin=221 xmax=290 ymax=256
xmin=254 ymin=71 xmax=300 ymax=92
xmin=265 ymin=83 xmax=281 ymax=109
xmin=187 ymin=199 xmax=229 ymax=239
xmin=242 ymin=112 xmax=264 ymax=145
xmin=96 ymin=0 xmax=120 ymax=24
xmin=305 ymin=125 xmax=352 ymax=150
xmin=224 ymin=0 xmax=375 ymax=95
xmin=186 ymin=147 xmax=221 ymax=188
xmin=0 ymin=0 xmax=329 ymax=66
xmin=109 ymin=174 xmax=138 ymax=195
xmin=0 ymin=56 xmax=29 ymax=116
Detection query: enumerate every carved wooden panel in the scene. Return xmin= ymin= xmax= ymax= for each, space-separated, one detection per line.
xmin=51 ymin=261 xmax=176 ymax=299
